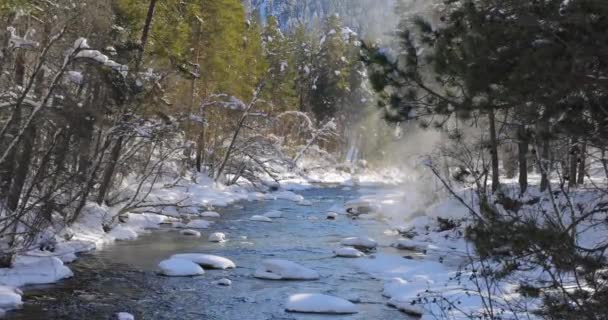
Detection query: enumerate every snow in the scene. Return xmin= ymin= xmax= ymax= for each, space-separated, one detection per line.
xmin=180 ymin=229 xmax=201 ymax=237
xmin=116 ymin=312 xmax=135 ymax=320
xmin=340 ymin=237 xmax=377 ymax=251
xmin=184 ymin=219 xmax=213 ymax=229
xmin=0 ymin=256 xmax=73 ymax=287
xmin=0 ymin=286 xmax=22 ymax=311
xmin=158 ymin=258 xmax=205 ymax=277
xmin=250 ymin=215 xmax=273 ymax=222
xmin=263 ymin=210 xmax=283 ymax=218
xmin=200 ymin=211 xmax=220 ymax=218
xmin=285 ymin=293 xmax=358 ymax=314
xmin=214 ymin=278 xmax=232 ymax=286
xmin=208 ymin=232 xmax=226 ymax=242
xmin=170 ymin=254 xmax=236 ymax=270
xmin=334 ymin=247 xmax=365 ymax=258
xmin=254 ymin=259 xmax=319 ymax=280
xmin=108 ymin=225 xmax=138 ymax=241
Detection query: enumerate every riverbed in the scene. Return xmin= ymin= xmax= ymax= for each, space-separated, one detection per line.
xmin=7 ymin=186 xmax=416 ymax=319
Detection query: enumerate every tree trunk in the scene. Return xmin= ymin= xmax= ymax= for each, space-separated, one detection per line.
xmin=488 ymin=107 xmax=500 ymax=193
xmin=577 ymin=140 xmax=586 ymax=185
xmin=568 ymin=139 xmax=579 ymax=188
xmin=6 ymin=126 xmax=35 ymax=212
xmin=96 ymin=137 xmax=123 ymax=205
xmin=517 ymin=125 xmax=528 ymax=195
xmin=136 ymin=0 xmax=158 ymax=70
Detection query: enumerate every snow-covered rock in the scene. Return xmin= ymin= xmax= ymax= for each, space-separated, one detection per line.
xmin=108 ymin=225 xmax=138 ymax=241
xmin=265 ymin=191 xmax=305 ymax=202
xmin=180 ymin=229 xmax=201 ymax=237
xmin=0 ymin=256 xmax=73 ymax=287
xmin=115 ymin=312 xmax=135 ymax=320
xmin=344 ymin=199 xmax=376 ymax=214
xmin=0 ymin=286 xmax=22 ymax=311
xmin=340 ymin=237 xmax=377 ymax=251
xmin=171 ymin=254 xmax=235 ymax=270
xmin=214 ymin=278 xmax=232 ymax=286
xmin=208 ymin=232 xmax=226 ymax=243
xmin=391 ymin=239 xmax=427 ymax=252
xmin=254 ymin=259 xmax=319 ymax=280
xmin=285 ymin=293 xmax=358 ymax=314
xmin=298 ymin=199 xmax=313 ymax=206
xmin=387 ymin=298 xmax=424 ymax=317
xmin=200 ymin=211 xmax=220 ymax=218
xmin=383 ymin=277 xmax=409 ymax=299
xmin=250 ymin=215 xmax=272 ymax=222
xmin=334 ymin=247 xmax=365 ymax=258
xmin=184 ymin=219 xmax=213 ymax=229
xmin=326 ymin=212 xmax=338 ymax=220
xmin=263 ymin=210 xmax=283 ymax=218
xmin=158 ymin=258 xmax=205 ymax=277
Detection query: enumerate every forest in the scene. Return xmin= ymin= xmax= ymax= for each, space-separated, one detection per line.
xmin=0 ymin=0 xmax=607 ymax=319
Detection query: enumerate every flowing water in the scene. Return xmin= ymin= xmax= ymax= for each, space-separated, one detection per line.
xmin=7 ymin=187 xmax=414 ymax=320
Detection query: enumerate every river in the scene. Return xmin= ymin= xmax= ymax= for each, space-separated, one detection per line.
xmin=7 ymin=186 xmax=415 ymax=319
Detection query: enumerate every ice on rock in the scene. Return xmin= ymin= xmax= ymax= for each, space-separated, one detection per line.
xmin=115 ymin=312 xmax=135 ymax=320
xmin=171 ymin=254 xmax=235 ymax=270
xmin=208 ymin=232 xmax=226 ymax=243
xmin=108 ymin=225 xmax=138 ymax=241
xmin=200 ymin=211 xmax=220 ymax=218
xmin=214 ymin=278 xmax=232 ymax=286
xmin=250 ymin=215 xmax=272 ymax=222
xmin=158 ymin=258 xmax=204 ymax=277
xmin=254 ymin=259 xmax=319 ymax=280
xmin=0 ymin=256 xmax=73 ymax=287
xmin=334 ymin=247 xmax=365 ymax=258
xmin=285 ymin=293 xmax=358 ymax=314
xmin=340 ymin=237 xmax=377 ymax=251
xmin=0 ymin=286 xmax=22 ymax=311
xmin=184 ymin=219 xmax=212 ymax=229
xmin=263 ymin=210 xmax=283 ymax=218
xmin=180 ymin=229 xmax=201 ymax=237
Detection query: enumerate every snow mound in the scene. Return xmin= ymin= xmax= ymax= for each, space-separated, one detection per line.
xmin=0 ymin=256 xmax=73 ymax=287
xmin=171 ymin=254 xmax=235 ymax=270
xmin=116 ymin=312 xmax=135 ymax=320
xmin=184 ymin=219 xmax=213 ymax=229
xmin=340 ymin=237 xmax=377 ymax=251
xmin=108 ymin=225 xmax=138 ymax=241
xmin=214 ymin=278 xmax=232 ymax=286
xmin=285 ymin=293 xmax=358 ymax=314
xmin=200 ymin=211 xmax=220 ymax=218
xmin=0 ymin=286 xmax=22 ymax=311
xmin=250 ymin=215 xmax=272 ymax=222
xmin=263 ymin=210 xmax=283 ymax=218
xmin=158 ymin=258 xmax=205 ymax=277
xmin=208 ymin=232 xmax=226 ymax=243
xmin=334 ymin=247 xmax=365 ymax=258
xmin=254 ymin=259 xmax=319 ymax=280
xmin=180 ymin=229 xmax=201 ymax=237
